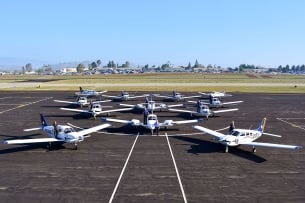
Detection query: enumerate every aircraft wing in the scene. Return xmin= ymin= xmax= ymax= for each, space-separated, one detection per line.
xmin=187 ymin=100 xmax=197 ymax=104
xmin=222 ymin=101 xmax=243 ymax=105
xmin=76 ymin=123 xmax=111 ymax=137
xmin=98 ymin=108 xmax=133 ymax=114
xmin=3 ymin=138 xmax=61 ymax=145
xmin=172 ymin=119 xmax=202 ymax=125
xmin=60 ymin=108 xmax=90 ymax=113
xmin=102 ymin=94 xmax=121 ymax=99
xmin=119 ymin=103 xmax=136 ymax=108
xmin=129 ymin=95 xmax=149 ymax=99
xmin=183 ymin=95 xmax=201 ymax=99
xmin=168 ymin=108 xmax=195 ymax=114
xmin=241 ymin=141 xmax=302 ymax=150
xmin=54 ymin=100 xmax=78 ymax=105
xmin=97 ymin=90 xmax=108 ymax=94
xmin=92 ymin=99 xmax=112 ymax=103
xmin=101 ymin=117 xmax=133 ymax=124
xmin=167 ymin=104 xmax=184 ymax=108
xmin=213 ymin=108 xmax=239 ymax=114
xmin=154 ymin=95 xmax=172 ymax=99
xmin=193 ymin=125 xmax=226 ymax=139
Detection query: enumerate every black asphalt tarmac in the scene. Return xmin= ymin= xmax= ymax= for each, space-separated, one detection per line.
xmin=0 ymin=91 xmax=304 ymax=203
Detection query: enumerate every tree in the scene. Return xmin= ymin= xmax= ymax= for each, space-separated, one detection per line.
xmin=76 ymin=63 xmax=85 ymax=73
xmin=194 ymin=59 xmax=199 ymax=68
xmin=187 ymin=62 xmax=192 ymax=70
xmin=22 ymin=66 xmax=25 ymax=74
xmin=125 ymin=61 xmax=130 ymax=68
xmin=96 ymin=59 xmax=102 ymax=67
xmin=91 ymin=62 xmax=97 ymax=69
xmin=25 ymin=63 xmax=32 ymax=72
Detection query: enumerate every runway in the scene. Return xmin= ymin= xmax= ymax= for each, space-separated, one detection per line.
xmin=0 ymin=91 xmax=304 ymax=203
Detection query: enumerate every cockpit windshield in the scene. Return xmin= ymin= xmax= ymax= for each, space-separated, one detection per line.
xmin=64 ymin=127 xmax=75 ymax=133
xmin=231 ymin=131 xmax=245 ymax=137
xmin=231 ymin=131 xmax=240 ymax=136
xmin=148 ymin=116 xmax=157 ymax=121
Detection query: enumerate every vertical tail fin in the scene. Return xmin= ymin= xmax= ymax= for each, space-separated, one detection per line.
xmin=40 ymin=113 xmax=48 ymax=127
xmin=257 ymin=118 xmax=267 ymax=132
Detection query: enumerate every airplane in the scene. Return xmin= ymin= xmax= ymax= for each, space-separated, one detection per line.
xmin=168 ymin=104 xmax=239 ymax=119
xmin=54 ymin=96 xmax=111 ymax=108
xmin=119 ymin=96 xmax=184 ymax=112
xmin=188 ymin=96 xmax=243 ymax=108
xmin=198 ymin=91 xmax=232 ymax=98
xmin=75 ymin=86 xmax=107 ymax=97
xmin=154 ymin=90 xmax=200 ymax=101
xmin=101 ymin=112 xmax=202 ymax=135
xmin=2 ymin=113 xmax=111 ymax=150
xmin=193 ymin=118 xmax=302 ymax=153
xmin=60 ymin=103 xmax=133 ymax=119
xmin=102 ymin=90 xmax=149 ymax=101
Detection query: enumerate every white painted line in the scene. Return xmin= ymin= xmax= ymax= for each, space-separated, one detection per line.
xmin=0 ymin=97 xmax=52 ymax=114
xmin=109 ymin=134 xmax=139 ymax=203
xmin=277 ymin=118 xmax=305 ymax=131
xmin=166 ymin=133 xmax=187 ymax=203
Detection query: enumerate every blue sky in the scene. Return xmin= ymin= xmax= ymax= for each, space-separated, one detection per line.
xmin=0 ymin=0 xmax=305 ymax=68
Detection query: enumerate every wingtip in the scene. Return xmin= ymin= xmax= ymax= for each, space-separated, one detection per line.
xmin=295 ymin=146 xmax=303 ymax=150
xmin=101 ymin=117 xmax=108 ymax=122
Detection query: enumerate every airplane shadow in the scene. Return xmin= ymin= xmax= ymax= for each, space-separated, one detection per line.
xmin=0 ymin=142 xmax=72 ymax=155
xmin=172 ymin=136 xmax=267 ymax=163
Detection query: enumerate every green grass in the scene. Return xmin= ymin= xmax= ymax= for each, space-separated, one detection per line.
xmin=1 ymin=73 xmax=305 ymax=93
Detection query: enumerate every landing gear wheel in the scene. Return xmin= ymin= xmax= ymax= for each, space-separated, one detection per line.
xmin=252 ymin=147 xmax=256 ymax=153
xmin=225 ymin=146 xmax=229 ymax=153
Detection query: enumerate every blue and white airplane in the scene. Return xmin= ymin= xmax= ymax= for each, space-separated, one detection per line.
xmin=2 ymin=114 xmax=111 ymax=150
xmin=154 ymin=90 xmax=200 ymax=101
xmin=75 ymin=86 xmax=107 ymax=97
xmin=54 ymin=96 xmax=111 ymax=108
xmin=119 ymin=96 xmax=183 ymax=112
xmin=102 ymin=90 xmax=149 ymax=101
xmin=193 ymin=118 xmax=302 ymax=153
xmin=169 ymin=104 xmax=238 ymax=119
xmin=102 ymin=112 xmax=202 ymax=135
xmin=61 ymin=103 xmax=133 ymax=119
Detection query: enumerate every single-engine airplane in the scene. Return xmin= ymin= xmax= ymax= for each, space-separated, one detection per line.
xmin=101 ymin=112 xmax=202 ymax=135
xmin=75 ymin=86 xmax=107 ymax=97
xmin=119 ymin=96 xmax=184 ymax=112
xmin=188 ymin=96 xmax=243 ymax=108
xmin=193 ymin=118 xmax=302 ymax=153
xmin=169 ymin=104 xmax=238 ymax=119
xmin=54 ymin=96 xmax=111 ymax=108
xmin=198 ymin=91 xmax=232 ymax=98
xmin=154 ymin=90 xmax=200 ymax=101
xmin=2 ymin=113 xmax=111 ymax=150
xmin=61 ymin=103 xmax=133 ymax=119
xmin=102 ymin=90 xmax=149 ymax=101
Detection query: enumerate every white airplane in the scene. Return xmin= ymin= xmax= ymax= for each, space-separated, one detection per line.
xmin=102 ymin=90 xmax=149 ymax=101
xmin=169 ymin=104 xmax=238 ymax=119
xmin=119 ymin=97 xmax=184 ymax=112
xmin=75 ymin=86 xmax=107 ymax=97
xmin=193 ymin=118 xmax=302 ymax=153
xmin=2 ymin=113 xmax=111 ymax=150
xmin=198 ymin=91 xmax=232 ymax=98
xmin=61 ymin=103 xmax=133 ymax=119
xmin=154 ymin=90 xmax=200 ymax=101
xmin=54 ymin=96 xmax=111 ymax=108
xmin=101 ymin=112 xmax=202 ymax=135
xmin=188 ymin=97 xmax=243 ymax=108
